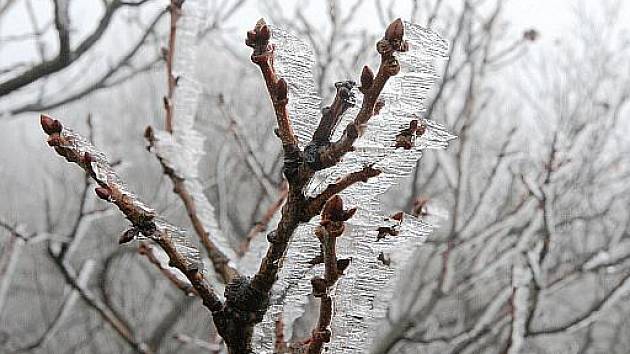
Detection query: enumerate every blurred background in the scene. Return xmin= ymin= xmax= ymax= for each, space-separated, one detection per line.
xmin=1 ymin=0 xmax=629 ymax=353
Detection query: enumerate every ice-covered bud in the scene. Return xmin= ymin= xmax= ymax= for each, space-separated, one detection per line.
xmin=385 ymin=18 xmax=404 ymax=42
xmin=40 ymin=115 xmax=62 ymax=135
xmin=95 ymin=187 xmax=111 ymax=201
xmin=360 ymin=65 xmax=374 ymax=93
xmin=258 ymin=24 xmax=271 ymax=42
xmin=337 ymin=258 xmax=351 ymax=274
xmin=119 ymin=227 xmax=139 ymax=244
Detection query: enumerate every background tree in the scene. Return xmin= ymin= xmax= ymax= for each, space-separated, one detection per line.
xmin=1 ymin=0 xmax=629 ymax=353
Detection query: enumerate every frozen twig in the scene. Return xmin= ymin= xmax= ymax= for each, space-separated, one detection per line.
xmin=304 ymin=196 xmax=355 ymax=354
xmin=40 ymin=115 xmax=223 ymax=313
xmin=146 ymin=0 xmax=239 ymax=284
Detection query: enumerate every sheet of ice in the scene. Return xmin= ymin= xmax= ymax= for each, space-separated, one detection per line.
xmin=252 ymin=22 xmax=452 ymax=352
xmin=150 ymin=0 xmax=238 ymax=266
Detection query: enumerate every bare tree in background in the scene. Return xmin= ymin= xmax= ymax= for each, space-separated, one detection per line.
xmin=367 ymin=1 xmax=630 ymax=353
xmin=0 ymin=0 xmax=246 ymax=117
xmin=1 ymin=0 xmax=629 ymax=353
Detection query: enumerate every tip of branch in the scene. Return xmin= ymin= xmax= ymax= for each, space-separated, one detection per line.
xmin=40 ymin=114 xmax=62 ymax=135
xmin=385 ymin=18 xmax=404 ymax=41
xmin=95 ymin=187 xmax=111 ymax=201
xmin=247 ymin=19 xmax=272 ymax=55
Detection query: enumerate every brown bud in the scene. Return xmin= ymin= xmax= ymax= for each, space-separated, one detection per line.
xmin=84 ymin=151 xmax=93 ymax=163
xmin=343 ymin=207 xmax=357 ymax=221
xmin=246 ymin=30 xmax=257 ymax=44
xmin=378 ymin=252 xmax=391 ymax=266
xmin=374 ymin=100 xmax=385 ymax=116
xmin=275 ymin=78 xmax=288 ymax=101
xmin=360 ymin=65 xmax=374 ymax=92
xmin=385 ymin=18 xmax=404 ymax=41
xmin=119 ymin=228 xmax=139 ymax=244
xmin=409 ymin=120 xmax=418 ymax=132
xmin=322 ymin=195 xmax=344 ymax=222
xmin=144 ymin=125 xmax=154 ymax=140
xmin=390 ymin=211 xmax=404 ymax=222
xmin=255 ymin=18 xmax=267 ymax=29
xmin=41 ymin=114 xmax=62 ymax=135
xmin=95 ymin=187 xmax=111 ymax=201
xmin=523 ymin=29 xmax=539 ymax=41
xmin=258 ymin=24 xmax=271 ymax=42
xmin=337 ymin=258 xmax=351 ymax=274
xmin=384 ymin=57 xmax=401 ymax=76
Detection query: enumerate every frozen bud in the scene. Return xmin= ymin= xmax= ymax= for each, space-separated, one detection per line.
xmin=255 ymin=18 xmax=267 ymax=28
xmin=95 ymin=187 xmax=111 ymax=201
xmin=374 ymin=100 xmax=385 ymax=115
xmin=258 ymin=24 xmax=271 ymax=42
xmin=40 ymin=115 xmax=62 ymax=135
xmin=246 ymin=30 xmax=257 ymax=45
xmin=385 ymin=18 xmax=404 ymax=42
xmin=322 ymin=195 xmax=344 ymax=222
xmin=276 ymin=78 xmax=288 ymax=101
xmin=384 ymin=57 xmax=400 ymax=76
xmin=378 ymin=252 xmax=391 ymax=266
xmin=337 ymin=258 xmax=351 ymax=274
xmin=144 ymin=125 xmax=154 ymax=140
xmin=360 ymin=65 xmax=374 ymax=92
xmin=311 ymin=277 xmax=327 ymax=297
xmin=119 ymin=228 xmax=139 ymax=244
xmin=390 ymin=211 xmax=404 ymax=222
xmin=84 ymin=151 xmax=93 ymax=163
xmin=409 ymin=120 xmax=418 ymax=132
xmin=523 ymin=29 xmax=539 ymax=41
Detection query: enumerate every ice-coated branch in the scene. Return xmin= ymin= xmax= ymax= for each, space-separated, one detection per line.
xmin=138 ymin=242 xmax=196 ymax=296
xmin=305 ymin=166 xmax=381 ymax=217
xmin=146 ymin=127 xmax=239 ymax=284
xmin=40 ymin=115 xmax=223 ymax=313
xmin=246 ymin=19 xmax=299 ymax=150
xmin=305 ymin=196 xmax=355 ymax=354
xmin=163 ymin=0 xmax=184 ymax=133
xmin=317 ymin=19 xmax=408 ymax=169
xmin=147 ymin=0 xmax=239 ymax=284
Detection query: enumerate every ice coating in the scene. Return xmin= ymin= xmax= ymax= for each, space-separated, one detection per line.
xmin=252 ymin=22 xmax=452 ymax=352
xmin=150 ymin=0 xmax=238 ymax=264
xmin=269 ymin=25 xmax=322 ymax=147
xmin=55 ymin=128 xmax=203 ymax=270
